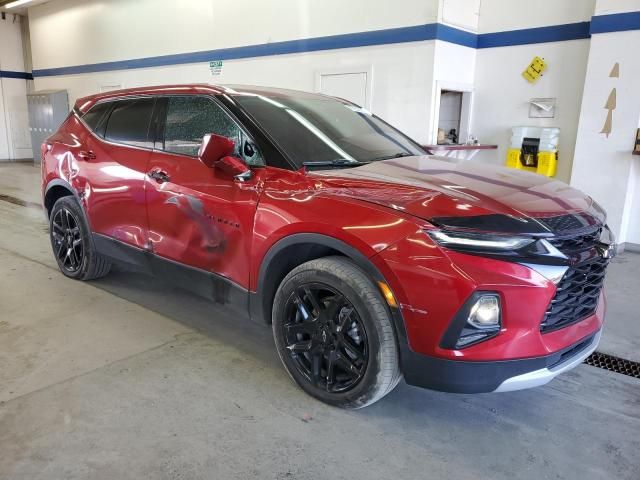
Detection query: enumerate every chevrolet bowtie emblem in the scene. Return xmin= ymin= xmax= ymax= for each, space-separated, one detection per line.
xmin=596 ymin=243 xmax=616 ymax=260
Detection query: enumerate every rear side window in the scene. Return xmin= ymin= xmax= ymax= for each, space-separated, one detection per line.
xmin=104 ymin=98 xmax=155 ymax=148
xmin=82 ymin=102 xmax=112 ymax=137
xmin=163 ymin=96 xmax=264 ymax=166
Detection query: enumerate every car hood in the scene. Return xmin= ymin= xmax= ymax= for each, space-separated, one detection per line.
xmin=310 ymin=156 xmax=605 ymax=235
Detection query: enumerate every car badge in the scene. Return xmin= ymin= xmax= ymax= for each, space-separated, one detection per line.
xmin=596 ymin=243 xmax=616 ymax=260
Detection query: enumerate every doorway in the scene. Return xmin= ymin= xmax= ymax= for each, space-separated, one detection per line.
xmin=438 ymin=90 xmax=463 ymax=144
xmin=432 ymin=83 xmax=474 ymax=146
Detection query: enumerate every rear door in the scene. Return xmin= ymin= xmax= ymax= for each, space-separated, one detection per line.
xmin=79 ymin=97 xmax=155 ymax=250
xmin=145 ymin=95 xmax=265 ymax=291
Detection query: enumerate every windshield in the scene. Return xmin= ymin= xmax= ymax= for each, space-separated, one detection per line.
xmin=232 ymin=93 xmax=425 ymax=168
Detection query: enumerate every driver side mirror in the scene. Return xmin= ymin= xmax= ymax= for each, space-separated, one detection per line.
xmin=199 ymin=133 xmax=252 ymax=181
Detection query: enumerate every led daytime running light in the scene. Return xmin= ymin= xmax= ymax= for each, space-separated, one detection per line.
xmin=429 ymin=230 xmax=534 ymax=250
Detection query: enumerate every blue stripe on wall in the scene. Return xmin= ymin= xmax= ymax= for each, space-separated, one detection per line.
xmin=33 ymin=23 xmax=443 ymax=77
xmin=0 ymin=70 xmax=33 ymax=80
xmin=590 ymin=11 xmax=640 ymax=34
xmin=28 ymin=11 xmax=640 ymax=78
xmin=477 ymin=22 xmax=591 ymax=48
xmin=435 ymin=23 xmax=478 ymax=48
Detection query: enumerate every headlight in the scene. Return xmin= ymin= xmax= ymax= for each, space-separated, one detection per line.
xmin=428 ymin=230 xmax=535 ymax=251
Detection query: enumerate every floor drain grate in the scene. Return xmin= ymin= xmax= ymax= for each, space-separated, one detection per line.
xmin=584 ymin=352 xmax=640 ymax=378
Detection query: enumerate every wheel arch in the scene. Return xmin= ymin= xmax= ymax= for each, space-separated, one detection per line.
xmin=250 ymin=233 xmax=409 ymax=346
xmin=43 ymin=179 xmax=80 ymax=220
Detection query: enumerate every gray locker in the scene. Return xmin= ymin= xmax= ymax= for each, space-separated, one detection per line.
xmin=27 ymin=90 xmax=69 ymax=163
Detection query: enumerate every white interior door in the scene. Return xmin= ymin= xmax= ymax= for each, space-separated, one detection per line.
xmin=319 ymin=72 xmax=368 ymax=108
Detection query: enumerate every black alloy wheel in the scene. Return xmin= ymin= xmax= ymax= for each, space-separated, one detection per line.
xmin=272 ymin=256 xmax=401 ymax=409
xmin=49 ymin=196 xmax=111 ymax=280
xmin=51 ymin=207 xmax=84 ymax=273
xmin=282 ymin=283 xmax=369 ymax=393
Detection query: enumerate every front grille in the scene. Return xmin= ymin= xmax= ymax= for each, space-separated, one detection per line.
xmin=536 ymin=213 xmax=598 ymax=233
xmin=547 ymin=228 xmax=601 ymax=254
xmin=540 ymin=255 xmax=608 ymax=333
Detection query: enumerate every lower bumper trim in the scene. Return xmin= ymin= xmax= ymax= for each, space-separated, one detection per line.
xmin=400 ymin=330 xmax=601 ymax=394
xmin=494 ymin=330 xmax=601 ymax=392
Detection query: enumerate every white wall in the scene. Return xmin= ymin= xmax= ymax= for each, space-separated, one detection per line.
xmin=430 ymin=40 xmax=476 ymax=143
xmin=571 ymin=26 xmax=640 ymax=244
xmin=471 ymin=40 xmax=591 ymax=182
xmin=33 ymin=42 xmax=437 ymax=144
xmin=594 ymin=0 xmax=640 ymax=15
xmin=0 ymin=14 xmax=31 ymax=161
xmin=470 ymin=0 xmax=598 ymax=182
xmin=29 ymin=0 xmax=440 ymax=144
xmin=29 ymin=0 xmax=439 ymax=70
xmin=440 ymin=0 xmax=480 ymax=32
xmin=478 ymin=0 xmax=595 ymax=33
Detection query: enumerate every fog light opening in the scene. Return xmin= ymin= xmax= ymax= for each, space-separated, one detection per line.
xmin=453 ymin=294 xmax=501 ymax=349
xmin=440 ymin=292 xmax=503 ymax=350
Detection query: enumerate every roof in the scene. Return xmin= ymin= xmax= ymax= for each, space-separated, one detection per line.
xmin=74 ymin=83 xmax=327 ymax=113
xmin=75 ymin=84 xmax=223 ymax=112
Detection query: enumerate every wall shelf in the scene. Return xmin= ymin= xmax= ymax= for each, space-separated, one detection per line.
xmin=422 ymin=144 xmax=498 ymax=161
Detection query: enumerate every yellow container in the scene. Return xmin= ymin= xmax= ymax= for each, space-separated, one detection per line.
xmin=505 ymin=148 xmax=557 ymax=177
xmin=536 ymin=151 xmax=557 ymax=177
xmin=506 ymin=148 xmax=521 ymax=169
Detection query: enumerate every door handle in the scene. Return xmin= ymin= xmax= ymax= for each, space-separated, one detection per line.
xmin=148 ymin=169 xmax=170 ymax=184
xmin=78 ymin=150 xmax=96 ymax=160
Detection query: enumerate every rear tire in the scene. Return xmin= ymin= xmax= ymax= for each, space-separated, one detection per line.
xmin=49 ymin=196 xmax=111 ymax=280
xmin=272 ymin=256 xmax=401 ymax=409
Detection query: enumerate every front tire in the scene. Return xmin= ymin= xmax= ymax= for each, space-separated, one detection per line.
xmin=272 ymin=256 xmax=401 ymax=409
xmin=49 ymin=196 xmax=111 ymax=280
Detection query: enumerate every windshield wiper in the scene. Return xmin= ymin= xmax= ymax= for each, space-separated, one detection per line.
xmin=372 ymin=152 xmax=415 ymax=161
xmin=302 ymin=159 xmax=369 ymax=169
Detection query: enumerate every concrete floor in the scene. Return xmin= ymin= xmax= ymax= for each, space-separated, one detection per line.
xmin=0 ymin=162 xmax=638 ymax=480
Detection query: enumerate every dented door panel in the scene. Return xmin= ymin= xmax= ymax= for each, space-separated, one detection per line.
xmin=145 ymin=150 xmax=263 ymax=289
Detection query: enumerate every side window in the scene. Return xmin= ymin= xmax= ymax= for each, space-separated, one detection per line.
xmin=82 ymin=102 xmax=112 ymax=137
xmin=163 ymin=96 xmax=264 ymax=166
xmin=104 ymin=98 xmax=155 ymax=148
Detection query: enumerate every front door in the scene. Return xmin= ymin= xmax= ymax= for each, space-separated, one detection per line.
xmin=145 ymin=95 xmax=265 ymax=294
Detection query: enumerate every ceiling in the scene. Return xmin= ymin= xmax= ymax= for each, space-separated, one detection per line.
xmin=0 ymin=0 xmax=52 ymax=14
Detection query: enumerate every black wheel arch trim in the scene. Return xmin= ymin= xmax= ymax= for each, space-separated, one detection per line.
xmin=43 ymin=179 xmax=85 ymax=221
xmin=251 ymin=232 xmax=411 ymax=351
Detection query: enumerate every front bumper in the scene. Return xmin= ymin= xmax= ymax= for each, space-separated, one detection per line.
xmin=400 ymin=330 xmax=600 ymax=394
xmin=376 ymin=231 xmax=606 ymax=361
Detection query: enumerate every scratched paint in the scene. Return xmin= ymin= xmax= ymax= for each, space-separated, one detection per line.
xmin=164 ymin=194 xmax=228 ymax=252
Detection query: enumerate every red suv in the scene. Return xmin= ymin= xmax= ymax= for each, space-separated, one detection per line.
xmin=42 ymin=84 xmax=613 ymax=408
